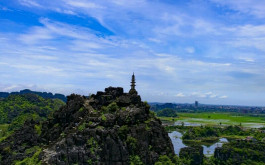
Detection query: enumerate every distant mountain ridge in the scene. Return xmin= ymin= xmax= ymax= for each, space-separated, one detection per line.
xmin=0 ymin=89 xmax=67 ymax=102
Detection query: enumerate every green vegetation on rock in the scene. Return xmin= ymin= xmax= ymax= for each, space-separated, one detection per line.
xmin=101 ymin=102 xmax=119 ymax=113
xmin=0 ymin=94 xmax=65 ymax=131
xmin=182 ymin=126 xmax=219 ymax=140
xmin=0 ymin=94 xmax=65 ymax=146
xmin=78 ymin=122 xmax=86 ymax=131
xmin=14 ymin=147 xmax=41 ymax=165
xmin=0 ymin=87 xmax=175 ymax=164
xmin=130 ymin=155 xmax=143 ymax=165
xmin=101 ymin=114 xmax=107 ymax=121
xmin=118 ymin=125 xmax=129 ymax=139
xmin=155 ymin=155 xmax=175 ymax=165
xmin=214 ymin=141 xmax=265 ymax=164
xmin=87 ymin=137 xmax=99 ymax=155
xmin=34 ymin=124 xmax=41 ymax=136
xmin=126 ymin=136 xmax=138 ymax=153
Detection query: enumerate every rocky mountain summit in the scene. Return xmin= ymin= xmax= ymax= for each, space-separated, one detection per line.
xmin=0 ymin=86 xmax=174 ymax=165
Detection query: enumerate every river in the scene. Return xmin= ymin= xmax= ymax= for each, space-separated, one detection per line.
xmin=168 ymin=130 xmax=228 ymax=156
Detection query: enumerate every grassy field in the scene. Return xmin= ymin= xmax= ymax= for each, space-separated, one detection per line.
xmin=159 ymin=112 xmax=265 ymax=128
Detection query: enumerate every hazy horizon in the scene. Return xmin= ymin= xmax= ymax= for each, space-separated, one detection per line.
xmin=1 ymin=1 xmax=265 ymax=106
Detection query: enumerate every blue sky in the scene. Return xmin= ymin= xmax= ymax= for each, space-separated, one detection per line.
xmin=1 ymin=0 xmax=265 ymax=106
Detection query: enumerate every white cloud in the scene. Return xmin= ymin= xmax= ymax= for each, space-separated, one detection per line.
xmin=12 ymin=64 xmax=64 ymax=75
xmin=54 ymin=8 xmax=76 ymax=15
xmin=23 ymin=54 xmax=58 ymax=60
xmin=19 ymin=26 xmax=53 ymax=44
xmin=191 ymin=92 xmax=221 ymax=99
xmin=19 ymin=0 xmax=41 ymax=7
xmin=185 ymin=47 xmax=195 ymax=54
xmin=219 ymin=95 xmax=228 ymax=99
xmin=0 ymin=83 xmax=38 ymax=92
xmin=18 ymin=18 xmax=118 ymax=50
xmin=237 ymin=57 xmax=255 ymax=62
xmin=223 ymin=24 xmax=265 ymax=52
xmin=175 ymin=93 xmax=185 ymax=97
xmin=148 ymin=38 xmax=161 ymax=43
xmin=209 ymin=94 xmax=217 ymax=98
xmin=192 ymin=92 xmax=207 ymax=98
xmin=2 ymin=0 xmax=265 ymax=105
xmin=210 ymin=0 xmax=265 ymax=18
xmin=65 ymin=0 xmax=104 ymax=9
xmin=3 ymin=85 xmax=19 ymax=91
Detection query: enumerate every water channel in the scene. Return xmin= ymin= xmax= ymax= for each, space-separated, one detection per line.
xmin=168 ymin=130 xmax=228 ymax=156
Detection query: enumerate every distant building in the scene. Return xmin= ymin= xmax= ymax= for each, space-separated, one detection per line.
xmin=195 ymin=101 xmax=199 ymax=108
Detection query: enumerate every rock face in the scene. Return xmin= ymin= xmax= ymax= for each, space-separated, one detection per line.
xmin=179 ymin=146 xmax=204 ymax=165
xmin=0 ymin=119 xmax=40 ymax=164
xmin=0 ymin=87 xmax=174 ymax=165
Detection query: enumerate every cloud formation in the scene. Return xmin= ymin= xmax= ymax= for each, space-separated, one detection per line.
xmin=1 ymin=0 xmax=265 ymax=106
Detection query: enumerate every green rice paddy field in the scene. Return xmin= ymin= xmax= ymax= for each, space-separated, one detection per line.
xmin=160 ymin=112 xmax=265 ymax=128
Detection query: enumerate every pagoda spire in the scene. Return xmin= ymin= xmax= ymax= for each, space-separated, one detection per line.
xmin=129 ymin=72 xmax=138 ymax=95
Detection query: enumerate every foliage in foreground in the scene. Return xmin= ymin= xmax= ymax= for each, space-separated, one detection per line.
xmin=214 ymin=141 xmax=265 ymax=165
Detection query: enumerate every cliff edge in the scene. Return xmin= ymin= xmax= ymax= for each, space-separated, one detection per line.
xmin=0 ymin=87 xmax=174 ymax=165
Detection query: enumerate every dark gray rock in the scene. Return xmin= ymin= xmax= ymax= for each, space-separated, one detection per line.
xmin=0 ymin=87 xmax=174 ymax=165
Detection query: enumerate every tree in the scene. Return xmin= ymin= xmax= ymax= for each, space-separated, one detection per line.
xmin=157 ymin=108 xmax=178 ymax=117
